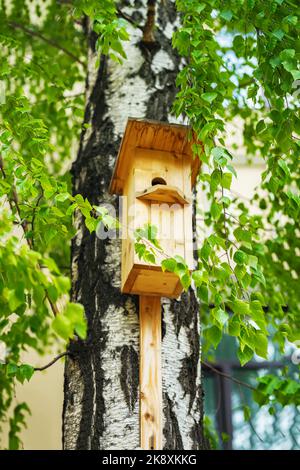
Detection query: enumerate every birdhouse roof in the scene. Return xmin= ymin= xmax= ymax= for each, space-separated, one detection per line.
xmin=109 ymin=118 xmax=201 ymax=195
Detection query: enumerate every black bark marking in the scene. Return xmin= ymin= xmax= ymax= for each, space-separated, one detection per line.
xmin=171 ymin=290 xmax=196 ymax=337
xmin=176 ymin=290 xmax=201 ymax=413
xmin=163 ymin=393 xmax=184 ymax=450
xmin=91 ymin=344 xmax=107 ymax=449
xmin=190 ymin=418 xmax=210 ymax=450
xmin=120 ymin=345 xmax=139 ymax=413
xmin=75 ymin=353 xmax=96 ymax=450
xmin=189 ymin=384 xmax=210 ymax=450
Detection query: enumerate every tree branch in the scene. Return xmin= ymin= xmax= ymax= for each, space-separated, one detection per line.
xmin=117 ymin=8 xmax=143 ymax=31
xmin=9 ymin=21 xmax=85 ymax=67
xmin=142 ymin=0 xmax=156 ymax=43
xmin=34 ymin=352 xmax=71 ymax=371
xmin=202 ymin=360 xmax=256 ymax=391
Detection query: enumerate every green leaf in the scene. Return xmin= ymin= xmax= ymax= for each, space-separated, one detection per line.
xmin=278 ymin=159 xmax=290 ymax=176
xmin=198 ymin=284 xmax=209 ymax=303
xmin=256 ymin=119 xmax=265 ymax=134
xmin=237 ymin=345 xmax=254 ymax=366
xmin=279 ymin=49 xmax=295 ymax=61
xmin=221 ymin=432 xmax=230 ymax=443
xmin=211 ymin=147 xmax=230 ymax=166
xmin=272 ymin=29 xmax=285 ymax=40
xmin=8 ymin=290 xmax=23 ymax=312
xmin=233 ymin=250 xmax=248 ymax=265
xmin=228 ymin=316 xmax=240 ymax=336
xmin=74 ymin=321 xmax=87 ymax=340
xmin=85 ymin=217 xmax=97 ymax=233
xmin=192 ymin=270 xmax=203 ymax=286
xmin=199 ymin=121 xmax=216 ymax=140
xmin=254 ymin=332 xmax=268 ymax=359
xmin=210 ymin=168 xmax=221 ymax=193
xmin=201 ymin=92 xmax=218 ymax=103
xmin=200 ymin=243 xmax=211 ymax=261
xmin=7 ymin=363 xmax=18 ymax=377
xmin=17 ymin=364 xmax=34 ymax=383
xmin=211 ymin=201 xmax=222 ymax=220
xmin=220 ymin=10 xmax=233 ymax=21
xmin=180 ymin=273 xmax=191 ymax=291
xmin=221 ymin=172 xmax=232 ymax=189
xmin=213 ymin=308 xmax=229 ymax=327
xmin=161 ymin=258 xmax=177 ymax=273
xmin=243 ymin=405 xmax=251 ymax=422
xmin=135 ymin=242 xmax=146 ymax=260
xmin=145 ymin=252 xmax=156 ymax=264
xmin=52 ymin=315 xmax=73 ymax=341
xmin=55 ymin=192 xmax=70 ymax=202
xmin=291 ymin=70 xmax=300 ymax=80
xmin=205 ymin=325 xmax=222 ymax=349
xmin=232 ymin=299 xmax=250 ymax=316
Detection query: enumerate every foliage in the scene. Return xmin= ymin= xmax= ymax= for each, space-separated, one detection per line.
xmin=203 ymin=415 xmax=220 ymax=449
xmin=73 ymin=0 xmax=130 ymax=63
xmin=255 ymin=372 xmax=300 ymax=407
xmin=8 ymin=403 xmax=30 ymax=450
xmin=0 ymin=0 xmax=88 ymax=448
xmin=0 ymin=0 xmax=299 ymax=449
xmin=171 ymin=0 xmax=300 ymax=409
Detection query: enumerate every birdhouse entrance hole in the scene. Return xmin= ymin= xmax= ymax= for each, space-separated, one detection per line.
xmin=151 ymin=177 xmax=167 ymax=186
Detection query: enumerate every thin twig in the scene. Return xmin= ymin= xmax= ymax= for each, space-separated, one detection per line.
xmin=117 ymin=7 xmax=143 ymax=30
xmin=9 ymin=22 xmax=85 ymax=67
xmin=202 ymin=360 xmax=256 ymax=391
xmin=238 ymin=384 xmax=264 ymax=442
xmin=30 ymin=190 xmax=43 ymax=247
xmin=34 ymin=352 xmax=71 ymax=371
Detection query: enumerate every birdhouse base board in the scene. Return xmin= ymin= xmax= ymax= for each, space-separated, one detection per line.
xmin=122 ymin=265 xmax=183 ymax=298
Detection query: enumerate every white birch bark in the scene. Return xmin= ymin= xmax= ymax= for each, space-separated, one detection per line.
xmin=63 ymin=0 xmax=207 ymax=450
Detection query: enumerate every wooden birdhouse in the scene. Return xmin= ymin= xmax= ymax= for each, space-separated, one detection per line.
xmin=109 ymin=118 xmax=200 ymax=299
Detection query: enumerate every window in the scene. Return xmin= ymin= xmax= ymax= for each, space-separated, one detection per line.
xmin=203 ymin=335 xmax=300 ymax=450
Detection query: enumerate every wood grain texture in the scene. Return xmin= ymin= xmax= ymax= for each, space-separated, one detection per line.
xmin=139 ymin=295 xmax=162 ymax=450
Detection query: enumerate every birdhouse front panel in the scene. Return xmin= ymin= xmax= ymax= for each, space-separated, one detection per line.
xmin=109 ymin=119 xmax=200 ymax=298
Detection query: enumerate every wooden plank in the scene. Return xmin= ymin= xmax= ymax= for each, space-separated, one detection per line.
xmin=132 ymin=269 xmax=180 ymax=297
xmin=139 ymin=296 xmax=162 ymax=450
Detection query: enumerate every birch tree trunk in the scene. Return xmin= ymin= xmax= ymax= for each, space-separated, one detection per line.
xmin=63 ymin=0 xmax=207 ymax=450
